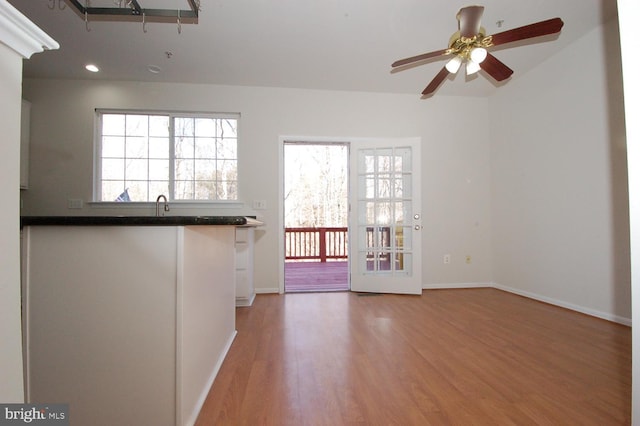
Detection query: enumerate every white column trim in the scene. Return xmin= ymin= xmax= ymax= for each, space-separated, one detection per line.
xmin=0 ymin=1 xmax=58 ymax=59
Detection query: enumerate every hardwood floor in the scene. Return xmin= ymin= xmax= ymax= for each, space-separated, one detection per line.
xmin=195 ymin=289 xmax=631 ymax=425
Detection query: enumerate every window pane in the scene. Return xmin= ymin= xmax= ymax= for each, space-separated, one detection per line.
xmin=219 ymin=119 xmax=237 ymax=138
xmin=217 ymin=138 xmax=237 ymax=159
xmin=149 ymin=181 xmax=169 ymax=197
xmin=402 ymin=173 xmax=412 ymax=198
xmin=149 ymin=137 xmax=169 ymax=159
xmin=195 ymin=118 xmax=216 ymax=137
xmin=102 ymin=136 xmax=124 ymax=158
xmin=394 ymin=175 xmax=403 ymax=198
xmin=195 ymin=137 xmax=216 ymax=158
xmin=126 ymin=137 xmax=148 ymax=159
xmin=362 ymin=176 xmax=375 ymax=199
xmin=126 ymin=115 xmax=149 ymax=137
xmin=395 ymin=201 xmax=408 ymax=224
xmin=102 ymin=159 xmax=124 ymax=180
xmin=175 ymin=118 xmax=194 ymax=137
xmin=195 ymin=159 xmax=216 ymax=180
xmin=396 ymin=147 xmax=411 ymax=172
xmin=363 ymin=201 xmax=375 ymax=225
xmin=175 ymin=180 xmax=194 ymax=199
xmin=195 ymin=181 xmax=216 ymax=199
xmin=102 ymin=115 xmax=125 ymax=136
xmin=149 ymin=116 xmax=169 ymax=137
xmin=102 ymin=180 xmax=125 ymax=201
xmin=217 ymin=180 xmax=237 ymax=199
xmin=126 ymin=181 xmax=148 ymax=201
xmin=377 ymin=175 xmax=391 ymax=198
xmin=175 ymin=159 xmax=194 ymax=180
xmin=218 ymin=159 xmax=237 ymax=180
xmin=360 ymin=150 xmax=375 ymax=174
xmin=376 ymin=202 xmax=392 ymax=225
xmin=149 ymin=159 xmax=169 ymax=180
xmin=377 ymin=149 xmax=393 ymax=172
xmin=175 ymin=136 xmax=195 ymax=158
xmin=126 ymin=159 xmax=148 ymax=180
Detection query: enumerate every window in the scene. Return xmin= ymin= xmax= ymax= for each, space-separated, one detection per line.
xmin=95 ymin=111 xmax=238 ymax=202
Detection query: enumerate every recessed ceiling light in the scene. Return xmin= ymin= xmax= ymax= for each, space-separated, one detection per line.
xmin=148 ymin=65 xmax=162 ymax=74
xmin=85 ymin=64 xmax=99 ymax=73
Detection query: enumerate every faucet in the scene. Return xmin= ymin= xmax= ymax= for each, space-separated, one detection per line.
xmin=156 ymin=195 xmax=170 ymax=217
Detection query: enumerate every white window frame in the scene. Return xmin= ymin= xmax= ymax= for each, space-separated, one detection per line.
xmin=93 ymin=109 xmax=240 ymax=204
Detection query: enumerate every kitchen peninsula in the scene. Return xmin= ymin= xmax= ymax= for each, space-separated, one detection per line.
xmin=21 ymin=216 xmax=261 ymax=426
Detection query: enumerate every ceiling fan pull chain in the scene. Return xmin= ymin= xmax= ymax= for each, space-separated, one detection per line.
xmin=85 ymin=11 xmax=91 ymax=32
xmin=142 ymin=13 xmax=147 ymax=33
xmin=177 ymin=10 xmax=182 ymax=34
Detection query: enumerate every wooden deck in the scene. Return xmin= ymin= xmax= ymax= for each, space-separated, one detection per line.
xmin=284 ymin=261 xmax=349 ymax=292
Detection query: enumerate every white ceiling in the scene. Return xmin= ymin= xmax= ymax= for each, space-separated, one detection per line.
xmin=9 ymin=0 xmax=618 ymax=98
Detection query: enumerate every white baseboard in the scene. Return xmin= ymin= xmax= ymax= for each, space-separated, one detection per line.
xmin=184 ymin=330 xmax=238 ymax=426
xmin=257 ymin=283 xmax=630 ymax=326
xmin=492 ymin=283 xmax=631 ymax=326
xmin=255 ymin=287 xmax=280 ymax=294
xmin=423 ymin=282 xmax=492 ymax=290
xmin=236 ymin=292 xmax=256 ymax=307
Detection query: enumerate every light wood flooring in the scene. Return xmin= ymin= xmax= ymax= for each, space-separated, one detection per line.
xmin=196 ymin=288 xmax=631 ymax=425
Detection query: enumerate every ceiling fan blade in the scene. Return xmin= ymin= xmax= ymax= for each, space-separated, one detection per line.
xmin=457 ymin=5 xmax=485 ymax=38
xmin=479 ymin=53 xmax=514 ymax=81
xmin=489 ymin=17 xmax=564 ymax=47
xmin=421 ymin=66 xmax=450 ymax=96
xmin=392 ymin=49 xmax=449 ymax=68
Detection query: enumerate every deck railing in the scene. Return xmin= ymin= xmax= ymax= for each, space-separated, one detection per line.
xmin=285 ymin=227 xmax=348 ymax=262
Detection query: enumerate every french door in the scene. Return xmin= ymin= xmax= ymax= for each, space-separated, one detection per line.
xmin=349 ymin=138 xmax=422 ymax=295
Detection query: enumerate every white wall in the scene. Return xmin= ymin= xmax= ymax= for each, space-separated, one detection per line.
xmin=617 ymin=0 xmax=640 ymax=421
xmin=21 ymin=80 xmax=494 ymax=291
xmin=1 ymin=0 xmax=58 ymax=404
xmin=0 ymin=40 xmax=25 ymax=403
xmin=489 ymin=18 xmax=630 ymax=323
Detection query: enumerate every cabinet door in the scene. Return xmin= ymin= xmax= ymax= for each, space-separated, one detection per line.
xmin=235 ymin=228 xmax=255 ymax=306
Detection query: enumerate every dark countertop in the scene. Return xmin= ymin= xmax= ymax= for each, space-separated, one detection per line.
xmin=21 ymin=216 xmax=262 ymax=227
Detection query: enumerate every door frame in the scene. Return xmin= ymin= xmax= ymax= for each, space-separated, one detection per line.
xmin=278 ymin=136 xmax=351 ymax=294
xmin=278 ymin=136 xmax=422 ymax=294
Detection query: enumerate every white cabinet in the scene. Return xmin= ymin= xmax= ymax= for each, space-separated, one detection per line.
xmin=235 ymin=227 xmax=256 ymax=307
xmin=20 ymin=100 xmax=30 ymax=189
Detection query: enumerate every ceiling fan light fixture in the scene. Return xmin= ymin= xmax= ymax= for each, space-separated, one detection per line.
xmin=391 ymin=6 xmax=564 ymax=98
xmin=445 ymin=56 xmax=462 ymax=74
xmin=470 ymin=47 xmax=488 ymax=63
xmin=466 ymin=61 xmax=481 ymax=75
xmin=85 ymin=64 xmax=99 ymax=73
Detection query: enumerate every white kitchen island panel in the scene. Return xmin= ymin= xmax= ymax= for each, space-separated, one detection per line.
xmin=22 ymin=225 xmax=237 ymax=426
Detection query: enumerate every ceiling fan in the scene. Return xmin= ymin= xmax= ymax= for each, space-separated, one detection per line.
xmin=392 ymin=5 xmax=564 ymax=97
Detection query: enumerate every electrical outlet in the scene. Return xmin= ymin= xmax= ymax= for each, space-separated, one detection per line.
xmin=443 ymin=254 xmax=451 ymax=264
xmin=465 ymin=255 xmax=472 ymax=264
xmin=252 ymin=200 xmax=267 ymax=210
xmin=68 ymin=198 xmax=83 ymax=209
